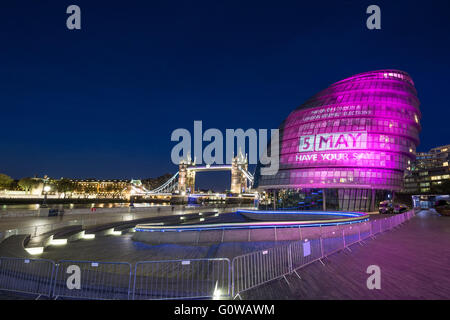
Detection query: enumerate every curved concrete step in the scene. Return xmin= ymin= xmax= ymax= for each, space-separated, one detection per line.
xmin=24 ymin=225 xmax=83 ymax=254
xmin=82 ymin=212 xmax=217 ymax=236
xmin=0 ymin=235 xmax=31 ymax=258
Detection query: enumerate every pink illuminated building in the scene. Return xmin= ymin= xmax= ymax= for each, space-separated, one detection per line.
xmin=255 ymin=70 xmax=421 ymax=211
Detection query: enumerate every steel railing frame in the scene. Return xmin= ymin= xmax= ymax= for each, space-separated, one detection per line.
xmin=52 ymin=260 xmax=132 ymax=300
xmin=0 ymin=257 xmax=55 ymax=298
xmin=132 ymin=258 xmax=231 ymax=300
xmin=0 ymin=210 xmax=415 ymax=300
xmin=231 ymin=210 xmax=415 ymax=298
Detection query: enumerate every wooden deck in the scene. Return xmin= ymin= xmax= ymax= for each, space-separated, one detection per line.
xmin=243 ymin=210 xmax=450 ymax=300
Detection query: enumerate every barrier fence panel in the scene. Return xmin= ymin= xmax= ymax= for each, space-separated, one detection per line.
xmin=53 ymin=260 xmax=132 ymax=300
xmin=392 ymin=215 xmax=400 ymax=228
xmin=391 ymin=216 xmax=397 ymax=228
xmin=392 ymin=216 xmax=398 ymax=227
xmin=321 ymin=230 xmax=345 ymax=256
xmin=133 ymin=258 xmax=230 ymax=300
xmin=290 ymin=238 xmax=322 ymax=270
xmin=371 ymin=219 xmax=382 ymax=235
xmin=380 ymin=218 xmax=391 ymax=232
xmin=0 ymin=257 xmax=54 ymax=297
xmin=358 ymin=221 xmax=372 ymax=240
xmin=343 ymin=225 xmax=360 ymax=246
xmin=394 ymin=215 xmax=401 ymax=227
xmin=232 ymin=244 xmax=290 ymax=297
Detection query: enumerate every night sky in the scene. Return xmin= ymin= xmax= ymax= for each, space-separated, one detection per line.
xmin=1 ymin=0 xmax=449 ymax=190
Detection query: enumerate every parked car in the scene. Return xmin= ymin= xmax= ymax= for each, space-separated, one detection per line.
xmin=379 ymin=200 xmax=393 ymax=214
xmin=393 ymin=203 xmax=409 ymax=214
xmin=379 ymin=201 xmax=408 ymax=214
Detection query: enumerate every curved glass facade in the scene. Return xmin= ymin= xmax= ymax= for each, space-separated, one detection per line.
xmin=255 ymin=70 xmax=421 ymax=211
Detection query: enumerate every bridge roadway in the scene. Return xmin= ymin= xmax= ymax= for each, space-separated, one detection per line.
xmin=243 ymin=210 xmax=450 ymax=299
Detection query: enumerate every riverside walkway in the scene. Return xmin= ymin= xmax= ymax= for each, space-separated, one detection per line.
xmin=244 ymin=210 xmax=450 ymax=299
xmin=0 ymin=205 xmax=244 ymax=234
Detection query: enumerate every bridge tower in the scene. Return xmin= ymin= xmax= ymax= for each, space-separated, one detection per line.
xmin=178 ymin=154 xmax=196 ymax=194
xmin=230 ymin=150 xmax=248 ymax=194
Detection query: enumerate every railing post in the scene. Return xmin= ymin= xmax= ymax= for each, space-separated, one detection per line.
xmin=342 ymin=228 xmax=346 ymax=249
xmin=358 ymin=223 xmax=361 ymax=241
xmin=288 ymin=243 xmax=293 ymax=273
xmin=231 ymin=258 xmax=236 ymax=298
xmin=227 ymin=258 xmax=232 ymax=299
xmin=319 ymin=234 xmax=324 ymax=259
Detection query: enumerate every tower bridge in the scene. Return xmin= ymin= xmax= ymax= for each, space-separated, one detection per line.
xmin=178 ymin=151 xmax=253 ymax=194
xmin=129 ymin=151 xmax=254 ymax=196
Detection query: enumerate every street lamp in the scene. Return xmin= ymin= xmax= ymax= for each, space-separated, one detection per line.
xmin=42 ymin=185 xmax=51 ymax=208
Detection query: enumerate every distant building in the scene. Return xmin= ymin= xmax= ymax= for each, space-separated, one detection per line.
xmin=403 ymin=145 xmax=450 ymax=193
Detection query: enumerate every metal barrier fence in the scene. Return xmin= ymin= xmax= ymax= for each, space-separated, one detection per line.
xmin=53 ymin=260 xmax=132 ymax=300
xmin=0 ymin=211 xmax=415 ymax=300
xmin=359 ymin=221 xmax=372 ymax=240
xmin=0 ymin=257 xmax=54 ymax=297
xmin=290 ymin=238 xmax=322 ymax=270
xmin=321 ymin=229 xmax=345 ymax=256
xmin=231 ymin=210 xmax=416 ymax=297
xmin=343 ymin=224 xmax=360 ymax=247
xmin=371 ymin=218 xmax=382 ymax=235
xmin=232 ymin=244 xmax=291 ymax=297
xmin=133 ymin=258 xmax=230 ymax=300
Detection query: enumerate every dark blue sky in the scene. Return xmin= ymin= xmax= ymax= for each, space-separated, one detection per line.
xmin=1 ymin=0 xmax=449 ymax=190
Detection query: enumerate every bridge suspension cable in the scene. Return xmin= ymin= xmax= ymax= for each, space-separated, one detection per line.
xmin=239 ymin=167 xmax=254 ymax=188
xmin=140 ymin=172 xmax=179 ymax=194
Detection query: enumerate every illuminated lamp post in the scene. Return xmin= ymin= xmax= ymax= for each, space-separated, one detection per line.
xmin=42 ymin=185 xmax=51 ymax=208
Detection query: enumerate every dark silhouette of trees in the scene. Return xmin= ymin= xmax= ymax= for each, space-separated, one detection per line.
xmin=18 ymin=177 xmax=40 ymax=192
xmin=0 ymin=174 xmax=13 ymax=189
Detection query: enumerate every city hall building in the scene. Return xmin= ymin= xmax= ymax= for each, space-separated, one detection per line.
xmin=255 ymin=70 xmax=421 ymax=212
